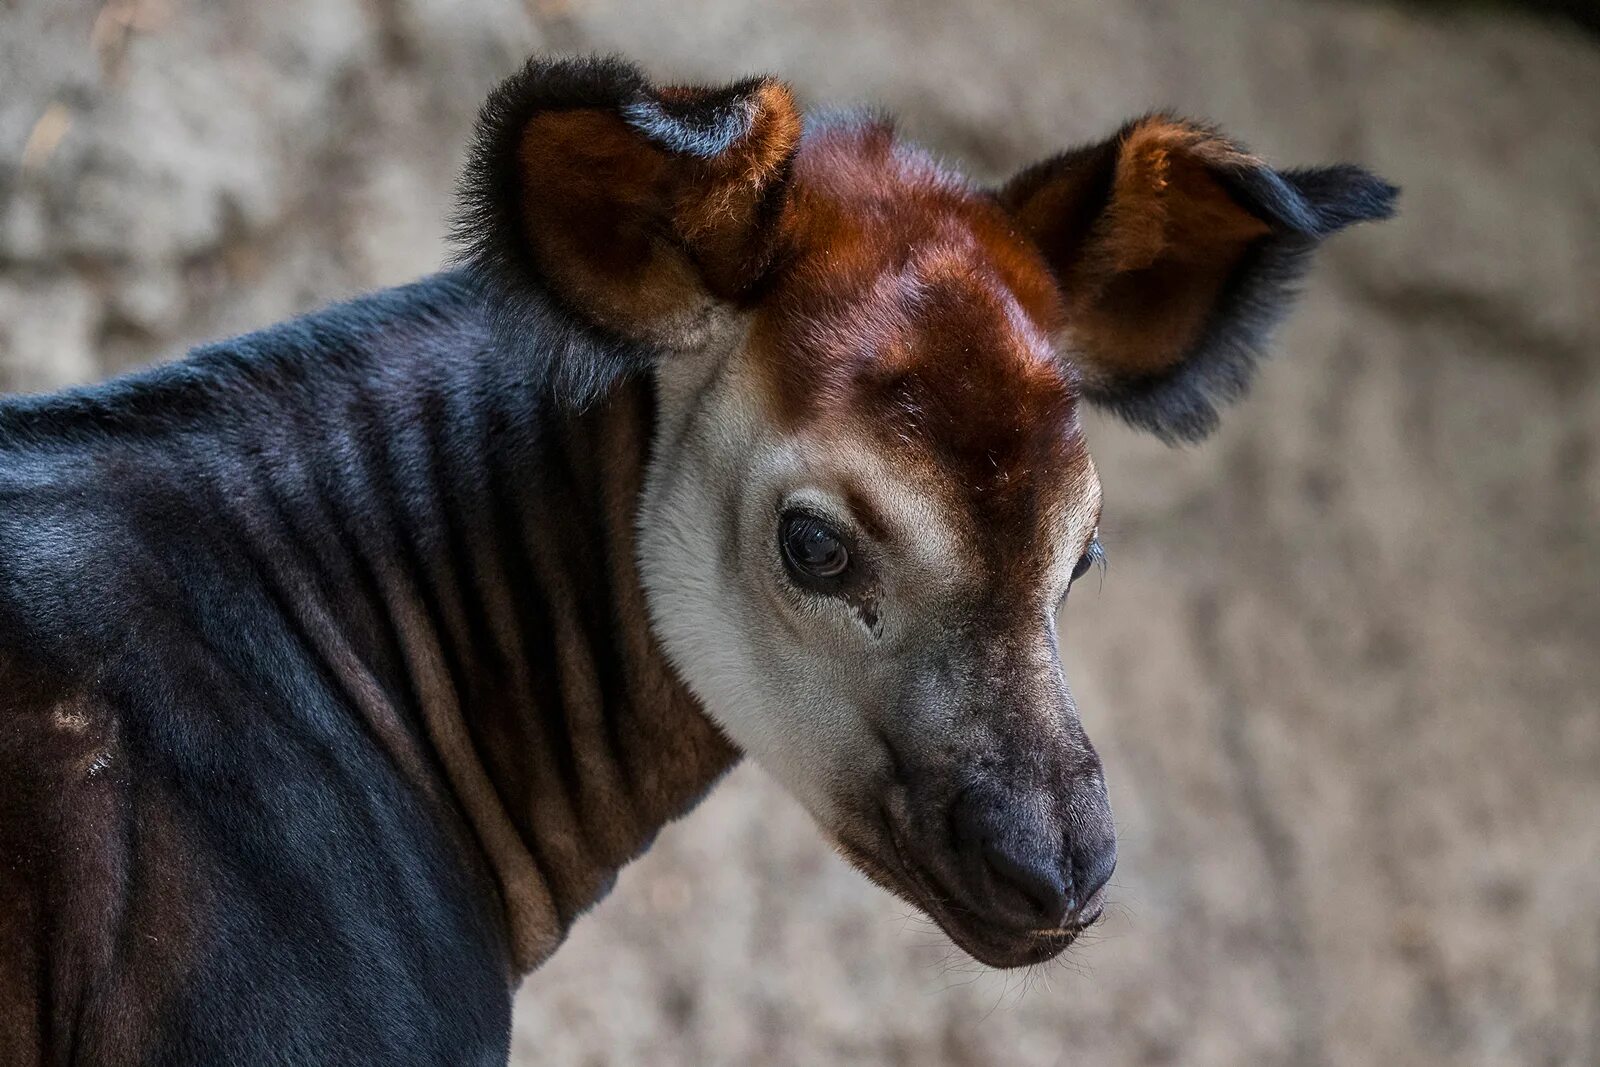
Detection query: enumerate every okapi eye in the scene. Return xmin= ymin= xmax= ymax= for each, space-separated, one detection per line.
xmin=1070 ymin=537 xmax=1106 ymax=585
xmin=780 ymin=513 xmax=852 ymax=589
xmin=1071 ymin=553 xmax=1094 ymax=583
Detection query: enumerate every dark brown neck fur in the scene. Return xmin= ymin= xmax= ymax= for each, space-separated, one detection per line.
xmin=0 ymin=281 xmax=739 ymax=986
xmin=419 ymin=378 xmax=738 ymax=971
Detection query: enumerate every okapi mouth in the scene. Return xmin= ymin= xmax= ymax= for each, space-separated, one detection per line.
xmin=830 ymin=794 xmax=1099 ymax=970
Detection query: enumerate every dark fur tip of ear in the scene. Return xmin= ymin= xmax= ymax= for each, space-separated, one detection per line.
xmin=1283 ymin=165 xmax=1400 ymax=230
xmin=621 ymin=77 xmax=781 ymax=158
xmin=1215 ymin=158 xmax=1399 ymax=239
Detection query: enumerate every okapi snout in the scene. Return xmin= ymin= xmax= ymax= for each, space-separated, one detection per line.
xmin=877 ymin=691 xmax=1116 ymax=968
xmin=949 ymin=775 xmax=1116 ymax=936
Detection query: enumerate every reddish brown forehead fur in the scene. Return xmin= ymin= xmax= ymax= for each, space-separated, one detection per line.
xmin=753 ymin=119 xmax=1093 ymax=571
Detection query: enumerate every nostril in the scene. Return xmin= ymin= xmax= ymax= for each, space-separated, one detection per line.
xmin=950 ymin=791 xmax=1076 ymax=928
xmin=981 ymin=839 xmax=1071 ymax=927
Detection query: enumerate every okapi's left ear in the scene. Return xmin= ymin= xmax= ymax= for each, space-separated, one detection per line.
xmin=997 ymin=115 xmax=1397 ymax=442
xmin=457 ymin=56 xmax=801 ymax=396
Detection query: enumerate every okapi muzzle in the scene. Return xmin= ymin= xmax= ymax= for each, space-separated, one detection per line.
xmin=870 ymin=621 xmax=1117 ymax=967
xmin=0 ymin=54 xmax=1393 ymax=1064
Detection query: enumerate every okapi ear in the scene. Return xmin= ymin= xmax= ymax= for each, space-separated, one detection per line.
xmin=997 ymin=115 xmax=1397 ymax=442
xmin=456 ymin=56 xmax=801 ymax=398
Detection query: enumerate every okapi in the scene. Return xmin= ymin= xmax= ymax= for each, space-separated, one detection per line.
xmin=0 ymin=55 xmax=1394 ymax=1064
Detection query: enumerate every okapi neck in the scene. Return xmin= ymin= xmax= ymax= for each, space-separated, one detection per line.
xmin=0 ymin=271 xmax=738 ymax=984
xmin=432 ymin=378 xmax=740 ymax=973
xmin=210 ymin=277 xmax=742 ymax=974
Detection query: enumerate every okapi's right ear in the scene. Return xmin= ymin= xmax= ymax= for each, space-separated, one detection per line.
xmin=456 ymin=56 xmax=801 ymax=395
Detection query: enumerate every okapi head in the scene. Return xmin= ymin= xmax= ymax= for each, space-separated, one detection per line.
xmin=459 ymin=57 xmax=1395 ymax=968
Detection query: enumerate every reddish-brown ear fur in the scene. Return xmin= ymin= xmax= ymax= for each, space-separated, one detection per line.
xmin=999 ymin=115 xmax=1396 ymax=441
xmin=457 ymin=56 xmax=801 ymax=357
xmin=1073 ymin=122 xmax=1272 ymax=379
xmin=517 ymin=81 xmax=800 ymax=339
xmin=1005 ymin=118 xmax=1271 ymax=383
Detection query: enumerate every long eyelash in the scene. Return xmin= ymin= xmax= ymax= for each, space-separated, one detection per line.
xmin=1085 ymin=537 xmax=1107 ymax=594
xmin=1086 ymin=538 xmax=1107 ymax=573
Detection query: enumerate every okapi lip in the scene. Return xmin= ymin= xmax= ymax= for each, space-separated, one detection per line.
xmin=835 ymin=793 xmax=1090 ymax=970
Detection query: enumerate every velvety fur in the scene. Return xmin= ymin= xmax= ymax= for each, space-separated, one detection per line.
xmin=999 ymin=114 xmax=1398 ymax=441
xmin=454 ymin=55 xmax=799 ymax=396
xmin=0 ymin=274 xmax=734 ymax=1064
xmin=0 ymin=54 xmax=1395 ymax=1063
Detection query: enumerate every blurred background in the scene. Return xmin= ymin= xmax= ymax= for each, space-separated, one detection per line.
xmin=3 ymin=1 xmax=1598 ymax=1064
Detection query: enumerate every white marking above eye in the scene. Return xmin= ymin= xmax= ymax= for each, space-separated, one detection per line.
xmin=779 ymin=432 xmax=970 ymax=583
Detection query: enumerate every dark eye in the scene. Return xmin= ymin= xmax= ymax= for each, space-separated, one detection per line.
xmin=1070 ymin=537 xmax=1105 ymax=585
xmin=780 ymin=512 xmax=852 ymax=589
xmin=1071 ymin=553 xmax=1094 ymax=583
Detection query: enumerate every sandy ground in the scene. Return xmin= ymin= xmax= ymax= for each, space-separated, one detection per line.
xmin=3 ymin=1 xmax=1599 ymax=1064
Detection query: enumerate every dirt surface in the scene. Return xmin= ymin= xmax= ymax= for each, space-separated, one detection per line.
xmin=4 ymin=2 xmax=1598 ymax=1064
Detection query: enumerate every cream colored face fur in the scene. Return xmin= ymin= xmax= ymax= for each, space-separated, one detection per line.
xmin=636 ymin=326 xmax=1102 ymax=828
